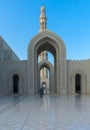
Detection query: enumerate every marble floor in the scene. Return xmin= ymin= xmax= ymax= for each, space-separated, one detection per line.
xmin=0 ymin=95 xmax=90 ymax=130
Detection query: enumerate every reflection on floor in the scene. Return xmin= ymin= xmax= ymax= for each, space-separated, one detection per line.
xmin=0 ymin=95 xmax=90 ymax=130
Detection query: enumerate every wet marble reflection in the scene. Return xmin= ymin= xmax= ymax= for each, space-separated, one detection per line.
xmin=0 ymin=95 xmax=90 ymax=129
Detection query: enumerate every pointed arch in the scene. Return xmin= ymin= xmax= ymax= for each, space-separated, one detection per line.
xmin=8 ymin=69 xmax=24 ymax=95
xmin=70 ymin=68 xmax=87 ymax=94
xmin=38 ymin=60 xmax=55 ymax=93
xmin=28 ymin=30 xmax=67 ymax=94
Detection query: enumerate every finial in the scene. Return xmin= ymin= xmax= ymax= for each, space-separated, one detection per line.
xmin=39 ymin=6 xmax=47 ymax=32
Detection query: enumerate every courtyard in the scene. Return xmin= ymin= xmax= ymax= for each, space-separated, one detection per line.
xmin=0 ymin=95 xmax=90 ymax=130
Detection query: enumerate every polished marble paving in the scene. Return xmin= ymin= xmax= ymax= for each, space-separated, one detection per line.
xmin=0 ymin=95 xmax=90 ymax=130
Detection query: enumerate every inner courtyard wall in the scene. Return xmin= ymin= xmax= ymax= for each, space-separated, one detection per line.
xmin=1 ymin=56 xmax=90 ymax=95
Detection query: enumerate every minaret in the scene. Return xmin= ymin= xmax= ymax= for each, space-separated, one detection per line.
xmin=39 ymin=6 xmax=48 ymax=87
xmin=39 ymin=6 xmax=47 ymax=32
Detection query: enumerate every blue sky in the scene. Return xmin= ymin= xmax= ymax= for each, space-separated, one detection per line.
xmin=0 ymin=0 xmax=90 ymax=60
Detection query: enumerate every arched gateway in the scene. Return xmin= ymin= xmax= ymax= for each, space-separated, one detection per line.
xmin=28 ymin=6 xmax=67 ymax=95
xmin=28 ymin=31 xmax=67 ymax=94
xmin=0 ymin=6 xmax=89 ymax=95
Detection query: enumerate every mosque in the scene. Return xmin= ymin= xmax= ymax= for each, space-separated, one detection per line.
xmin=0 ymin=6 xmax=89 ymax=95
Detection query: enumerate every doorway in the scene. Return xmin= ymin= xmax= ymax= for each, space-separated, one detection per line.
xmin=13 ymin=74 xmax=19 ymax=94
xmin=75 ymin=74 xmax=81 ymax=94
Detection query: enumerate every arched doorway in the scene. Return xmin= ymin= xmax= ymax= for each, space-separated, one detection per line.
xmin=28 ymin=30 xmax=67 ymax=95
xmin=38 ymin=51 xmax=54 ymax=94
xmin=38 ymin=60 xmax=55 ymax=94
xmin=13 ymin=74 xmax=19 ymax=94
xmin=71 ymin=70 xmax=87 ymax=94
xmin=35 ymin=41 xmax=57 ymax=94
xmin=75 ymin=74 xmax=81 ymax=94
xmin=8 ymin=70 xmax=24 ymax=95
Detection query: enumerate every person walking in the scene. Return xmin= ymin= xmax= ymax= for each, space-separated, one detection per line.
xmin=39 ymin=87 xmax=44 ymax=98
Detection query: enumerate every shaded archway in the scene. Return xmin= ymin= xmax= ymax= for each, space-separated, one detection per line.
xmin=75 ymin=74 xmax=81 ymax=94
xmin=70 ymin=69 xmax=87 ymax=94
xmin=13 ymin=74 xmax=19 ymax=94
xmin=38 ymin=60 xmax=55 ymax=94
xmin=35 ymin=40 xmax=57 ymax=94
xmin=8 ymin=69 xmax=24 ymax=95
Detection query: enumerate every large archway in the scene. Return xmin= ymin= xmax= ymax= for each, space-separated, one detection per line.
xmin=28 ymin=30 xmax=67 ymax=94
xmin=37 ymin=42 xmax=56 ymax=94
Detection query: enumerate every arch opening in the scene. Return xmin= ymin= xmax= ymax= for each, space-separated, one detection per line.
xmin=36 ymin=42 xmax=56 ymax=94
xmin=38 ymin=51 xmax=54 ymax=65
xmin=13 ymin=74 xmax=19 ymax=94
xmin=40 ymin=66 xmax=50 ymax=94
xmin=37 ymin=42 xmax=56 ymax=57
xmin=75 ymin=74 xmax=81 ymax=94
xmin=28 ymin=32 xmax=66 ymax=95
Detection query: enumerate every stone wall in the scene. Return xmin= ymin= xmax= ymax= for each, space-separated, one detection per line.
xmin=67 ymin=59 xmax=90 ymax=94
xmin=0 ymin=60 xmax=28 ymax=95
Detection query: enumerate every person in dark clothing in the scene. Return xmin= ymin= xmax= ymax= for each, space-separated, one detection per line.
xmin=39 ymin=87 xmax=44 ymax=98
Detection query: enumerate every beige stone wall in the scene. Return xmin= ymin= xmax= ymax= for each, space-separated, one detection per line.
xmin=67 ymin=59 xmax=90 ymax=94
xmin=0 ymin=60 xmax=28 ymax=95
xmin=1 ymin=57 xmax=90 ymax=95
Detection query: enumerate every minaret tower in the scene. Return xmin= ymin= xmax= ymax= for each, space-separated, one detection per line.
xmin=39 ymin=6 xmax=48 ymax=84
xmin=39 ymin=6 xmax=47 ymax=32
